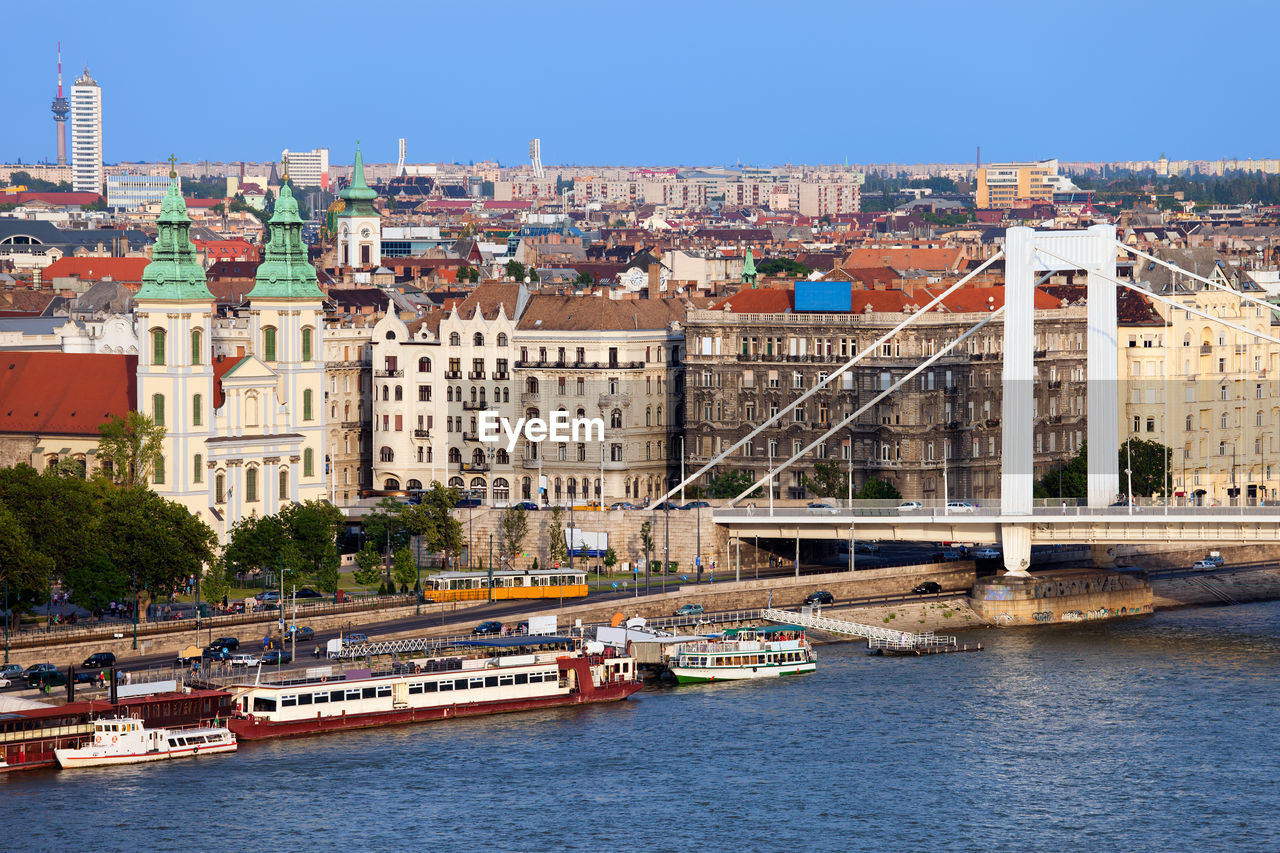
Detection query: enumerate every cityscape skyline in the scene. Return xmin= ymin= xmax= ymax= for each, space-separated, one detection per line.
xmin=5 ymin=0 xmax=1279 ymax=168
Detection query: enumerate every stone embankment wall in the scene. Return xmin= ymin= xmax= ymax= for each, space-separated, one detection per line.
xmin=1150 ymin=566 xmax=1280 ymax=608
xmin=969 ymin=569 xmax=1153 ymax=626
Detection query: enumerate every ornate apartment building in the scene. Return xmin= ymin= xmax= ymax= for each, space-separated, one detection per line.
xmin=368 ymin=283 xmax=685 ymax=505
xmin=683 ymin=282 xmax=1089 ymax=502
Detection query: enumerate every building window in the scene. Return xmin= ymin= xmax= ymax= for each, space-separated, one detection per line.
xmin=301 ymin=328 xmax=313 ymax=362
xmin=303 ymin=389 xmax=314 ymax=421
xmin=263 ymin=327 xmax=277 ymax=362
xmin=245 ymin=467 xmax=258 ymax=502
xmin=450 ymin=332 xmax=461 ymax=346
xmin=153 ymin=393 xmax=165 ymax=427
xmin=191 ymin=393 xmax=202 ymax=427
xmin=304 ymin=448 xmax=314 ymax=477
xmin=280 ymin=468 xmax=288 ymax=500
xmin=193 ymin=454 xmax=202 ymax=483
xmin=154 ymin=455 xmax=165 ymax=485
xmin=190 ymin=328 xmax=202 ymax=365
xmin=215 ymin=472 xmax=225 ymax=503
xmin=151 ymin=328 xmax=166 ymax=365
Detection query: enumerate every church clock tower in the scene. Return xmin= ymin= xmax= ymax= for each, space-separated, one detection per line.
xmin=336 ymin=142 xmax=381 ymax=268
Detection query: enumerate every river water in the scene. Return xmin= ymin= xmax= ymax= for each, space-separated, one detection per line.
xmin=6 ymin=602 xmax=1280 ymax=852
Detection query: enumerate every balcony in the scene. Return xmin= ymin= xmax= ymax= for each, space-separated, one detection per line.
xmin=492 ymin=370 xmax=510 ymax=380
xmin=1034 ymin=349 xmax=1047 ymax=359
xmin=341 ymin=420 xmax=363 ymax=430
xmin=444 ymin=370 xmax=461 ymax=379
xmin=520 ymin=391 xmax=541 ymax=403
xmin=1200 ymin=344 xmax=1212 ymax=354
xmin=462 ymin=400 xmax=487 ymax=410
xmin=1047 ymin=414 xmax=1063 ymax=424
xmin=522 ymin=457 xmax=541 ymax=469
xmin=468 ymin=371 xmax=486 ymax=380
xmin=460 ymin=461 xmax=489 ymax=472
xmin=944 ymin=385 xmax=959 ymax=395
xmin=326 ymin=360 xmax=364 ymax=369
xmin=462 ymin=432 xmax=481 ymax=442
xmin=413 ymin=429 xmax=430 ymax=438
xmin=1047 ymin=379 xmax=1063 ymax=390
xmin=375 ymin=369 xmax=403 ymax=378
xmin=945 ymin=421 xmax=961 ymax=430
xmin=985 ymin=418 xmax=1001 ymax=427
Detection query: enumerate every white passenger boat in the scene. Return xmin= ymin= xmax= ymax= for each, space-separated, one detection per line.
xmin=669 ymin=624 xmax=817 ymax=683
xmin=54 ymin=717 xmax=237 ymax=768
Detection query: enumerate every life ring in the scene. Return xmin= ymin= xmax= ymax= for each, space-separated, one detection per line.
xmin=94 ymin=735 xmax=101 ymax=745
xmin=111 ymin=735 xmax=118 ymax=744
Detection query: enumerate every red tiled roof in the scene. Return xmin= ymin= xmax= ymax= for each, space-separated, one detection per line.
xmin=42 ymin=257 xmax=150 ymax=284
xmin=710 ymin=287 xmax=795 ymax=313
xmin=9 ymin=192 xmax=103 ymax=207
xmin=842 ymin=247 xmax=966 ymax=272
xmin=184 ymin=198 xmax=222 ymax=209
xmin=0 ymin=353 xmax=136 ymax=435
xmin=211 ymin=355 xmax=246 ymax=409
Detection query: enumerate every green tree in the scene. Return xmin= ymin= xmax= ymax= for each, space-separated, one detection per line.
xmin=857 ymin=477 xmax=901 ymax=500
xmin=314 ymin=550 xmax=341 ymax=596
xmin=100 ymin=486 xmax=216 ymax=608
xmin=0 ymin=498 xmax=53 ymax=624
xmin=352 ymin=545 xmax=383 ymax=588
xmin=546 ymin=506 xmax=567 ymax=567
xmin=573 ymin=271 xmax=594 ymax=286
xmin=1122 ymin=437 xmax=1171 ymax=498
xmin=279 ymin=499 xmax=345 ymax=581
xmin=392 ymin=546 xmax=416 ymax=591
xmin=223 ymin=513 xmax=288 ymax=578
xmin=603 ymin=547 xmax=617 ymax=574
xmin=757 ymin=258 xmax=812 ymax=278
xmin=639 ymin=520 xmax=654 ymax=569
xmin=704 ymin=469 xmax=760 ymax=499
xmin=1034 ymin=443 xmax=1088 ymax=500
xmin=201 ymin=559 xmax=232 ymax=609
xmin=362 ymin=497 xmax=410 ymax=557
xmin=504 ymin=260 xmax=527 ymax=281
xmin=803 ymin=460 xmax=844 ymax=498
xmin=399 ymin=482 xmax=463 ymax=570
xmin=97 ymin=411 xmax=165 ymax=486
xmin=498 ymin=505 xmax=529 ymax=567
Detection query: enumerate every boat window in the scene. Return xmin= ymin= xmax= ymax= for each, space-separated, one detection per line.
xmin=252 ymin=697 xmax=277 ymax=712
xmin=281 ymin=695 xmax=297 ymax=707
xmin=376 ymin=686 xmax=391 ymax=697
xmin=514 ymin=673 xmax=528 ymax=685
xmin=313 ymin=692 xmax=329 ymax=704
xmin=484 ymin=676 xmax=498 ymax=688
xmin=297 ymin=694 xmax=313 ymax=706
xmin=499 ymin=675 xmax=514 ymax=686
xmin=438 ymin=680 xmax=453 ymax=692
xmin=362 ymin=687 xmax=376 ymax=699
xmin=408 ymin=683 xmax=423 ymax=695
xmin=527 ymin=672 xmax=541 ymax=683
xmin=454 ymin=678 xmax=469 ymax=691
xmin=331 ymin=690 xmax=346 ymax=703
xmin=424 ymin=681 xmax=437 ymax=692
xmin=346 ymin=689 xmax=361 ymax=701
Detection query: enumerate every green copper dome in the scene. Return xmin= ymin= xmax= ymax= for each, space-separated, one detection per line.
xmin=742 ymin=247 xmax=758 ymax=287
xmin=249 ymin=182 xmax=324 ymax=300
xmin=337 ymin=142 xmax=378 ymax=218
xmin=136 ymin=178 xmax=213 ymax=301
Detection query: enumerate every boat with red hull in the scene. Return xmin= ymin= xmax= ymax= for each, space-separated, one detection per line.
xmin=225 ymin=642 xmax=641 ymax=741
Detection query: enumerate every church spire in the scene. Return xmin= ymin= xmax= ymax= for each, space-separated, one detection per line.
xmin=338 ymin=140 xmax=378 ymax=216
xmin=249 ymin=176 xmax=324 ymax=300
xmin=137 ymin=159 xmax=212 ymax=301
xmin=741 ymin=247 xmax=758 ymax=288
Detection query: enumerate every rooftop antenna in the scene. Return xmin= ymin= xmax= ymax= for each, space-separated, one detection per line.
xmin=51 ymin=42 xmax=69 ymax=166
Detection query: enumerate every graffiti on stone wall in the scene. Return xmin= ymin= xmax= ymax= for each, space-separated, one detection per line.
xmin=1032 ymin=611 xmax=1053 ymax=622
xmin=1061 ymin=610 xmax=1084 ymax=621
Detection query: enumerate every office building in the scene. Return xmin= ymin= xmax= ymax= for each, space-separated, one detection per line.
xmin=70 ymin=67 xmax=103 ymax=194
xmin=107 ymin=173 xmax=175 ymax=211
xmin=280 ymin=147 xmax=329 ymax=189
xmin=976 ymin=159 xmax=1078 ymax=209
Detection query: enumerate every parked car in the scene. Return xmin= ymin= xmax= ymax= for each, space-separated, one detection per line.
xmin=897 ymin=501 xmax=923 ymax=512
xmin=946 ymin=501 xmax=976 ymax=513
xmin=512 ymin=501 xmax=539 ymax=511
xmin=804 ymin=590 xmax=835 ymax=606
xmin=941 ymin=550 xmax=963 ymax=561
xmin=0 ymin=676 xmax=9 ymax=689
xmin=0 ymin=664 xmax=23 ymax=681
xmin=228 ymin=653 xmax=261 ymax=668
xmin=28 ymin=670 xmax=68 ymax=690
xmin=212 ymin=637 xmax=240 ymax=651
xmin=254 ymin=591 xmax=281 ymax=603
xmin=1205 ymin=552 xmax=1225 ymax=567
xmin=974 ymin=548 xmax=1002 ymax=560
xmin=472 ymin=621 xmax=503 ymax=636
xmin=204 ymin=645 xmax=233 ymax=662
xmin=1193 ymin=559 xmax=1215 ymax=570
xmin=673 ymin=603 xmax=704 ymax=617
xmin=342 ymin=633 xmax=369 ymax=646
xmin=912 ymin=581 xmax=942 ymax=594
xmin=81 ymin=652 xmax=116 ymax=669
xmin=285 ymin=626 xmax=314 ymax=642
xmin=854 ymin=542 xmax=880 ymax=554
xmin=261 ymin=649 xmax=293 ymax=665
xmin=652 ymin=501 xmax=682 ymax=511
xmin=294 ymin=588 xmax=324 ymax=600
xmin=807 ymin=501 xmax=839 ymax=515
xmin=22 ymin=663 xmax=57 ymax=679
xmin=680 ymin=501 xmax=711 ymax=510
xmin=609 ymin=502 xmax=638 ymax=511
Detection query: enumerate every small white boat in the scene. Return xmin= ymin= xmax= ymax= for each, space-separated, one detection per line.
xmin=668 ymin=624 xmax=817 ymax=683
xmin=54 ymin=717 xmax=237 ymax=769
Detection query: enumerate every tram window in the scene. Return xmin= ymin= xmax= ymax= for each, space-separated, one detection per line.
xmin=297 ymin=694 xmax=313 ymax=706
xmin=408 ymin=683 xmax=423 ymax=695
xmin=484 ymin=676 xmax=498 ymax=688
xmin=424 ymin=681 xmax=437 ymax=692
xmin=455 ymin=679 xmax=469 ymax=691
xmin=331 ymin=690 xmax=346 ymax=703
xmin=514 ymin=673 xmax=528 ymax=685
xmin=281 ymin=696 xmax=297 ymax=707
xmin=254 ymin=697 xmax=277 ymax=712
xmin=362 ymin=687 xmax=376 ymax=699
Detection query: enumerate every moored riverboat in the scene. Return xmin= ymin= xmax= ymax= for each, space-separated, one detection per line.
xmin=54 ymin=717 xmax=236 ymax=768
xmin=668 ymin=625 xmax=817 ymax=683
xmin=225 ymin=637 xmax=641 ymax=741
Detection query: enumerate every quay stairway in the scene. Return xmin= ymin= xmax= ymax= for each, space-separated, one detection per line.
xmin=760 ymin=608 xmax=958 ymax=652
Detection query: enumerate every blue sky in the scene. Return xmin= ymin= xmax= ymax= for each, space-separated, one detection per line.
xmin=4 ymin=0 xmax=1275 ymax=168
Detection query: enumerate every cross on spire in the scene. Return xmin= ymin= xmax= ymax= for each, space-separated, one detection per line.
xmin=167 ymin=153 xmax=178 ymax=180
xmin=281 ymin=154 xmax=290 ymax=183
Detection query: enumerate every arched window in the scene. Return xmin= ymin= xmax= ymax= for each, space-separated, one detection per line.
xmin=215 ymin=472 xmax=225 ymax=503
xmin=493 ymin=478 xmax=510 ymax=502
xmin=474 ymin=333 xmax=484 ymax=347
xmin=245 ymin=467 xmax=259 ymax=502
xmin=448 ymin=447 xmax=461 ymax=463
xmin=447 ymin=387 xmax=454 ymax=402
xmin=470 ymin=477 xmax=486 ymax=491
xmin=151 ymin=328 xmax=166 ymax=365
xmin=262 ymin=327 xmax=277 ymax=362
xmin=522 ymin=477 xmax=531 ymax=500
xmin=385 ymin=477 xmax=401 ymax=490
xmin=191 ymin=328 xmax=202 ymax=365
xmin=407 ymin=479 xmax=423 ymax=490
xmin=611 ymin=409 xmax=623 ymax=429
xmin=394 ymin=386 xmax=403 ymax=402
xmin=656 ymin=406 xmax=663 ymax=426
xmin=246 ymin=394 xmax=259 ymax=427
xmin=192 ymin=394 xmax=202 ymax=427
xmin=496 ymin=449 xmax=509 ymax=465
xmin=646 ymin=407 xmax=652 ymax=427
xmin=502 ymin=388 xmax=509 ymax=403
xmin=418 ymin=357 xmax=431 ymax=373
xmin=448 ymin=476 xmax=464 ymax=488
xmin=301 ymin=327 xmax=313 ymax=362
xmin=381 ymin=446 xmax=395 ymax=462
xmin=497 ymin=333 xmax=508 ymax=347
xmin=153 ymin=393 xmax=166 ymax=427
xmin=576 ymin=408 xmax=586 ymax=420
xmin=304 ymin=448 xmax=314 ymax=477
xmin=449 ymin=332 xmax=461 ymax=346
xmin=526 ymin=377 xmax=539 ymax=394
xmin=472 ymin=448 xmax=486 ymax=466
xmin=303 ymin=389 xmax=314 ymax=421
xmin=279 ymin=468 xmax=288 ymax=500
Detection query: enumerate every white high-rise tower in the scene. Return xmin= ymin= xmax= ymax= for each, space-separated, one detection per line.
xmin=70 ymin=67 xmax=102 ymax=194
xmin=529 ymin=138 xmax=544 ymax=179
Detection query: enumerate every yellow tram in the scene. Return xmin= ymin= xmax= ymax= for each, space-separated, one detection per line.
xmin=424 ymin=569 xmax=589 ymax=602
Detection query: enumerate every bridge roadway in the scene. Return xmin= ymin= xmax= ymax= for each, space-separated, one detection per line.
xmin=714 ymin=504 xmax=1280 ymax=575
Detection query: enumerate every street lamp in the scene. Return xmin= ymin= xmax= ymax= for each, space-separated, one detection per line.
xmin=131 ymin=564 xmax=137 ymax=651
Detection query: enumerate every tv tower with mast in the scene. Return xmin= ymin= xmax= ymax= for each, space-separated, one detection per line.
xmin=51 ymin=42 xmax=69 ymax=166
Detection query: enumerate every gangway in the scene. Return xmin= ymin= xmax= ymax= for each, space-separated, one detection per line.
xmin=760 ymin=607 xmax=958 ymax=651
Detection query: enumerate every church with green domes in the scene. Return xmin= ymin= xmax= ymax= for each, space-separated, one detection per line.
xmin=135 ymin=168 xmax=327 ymax=541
